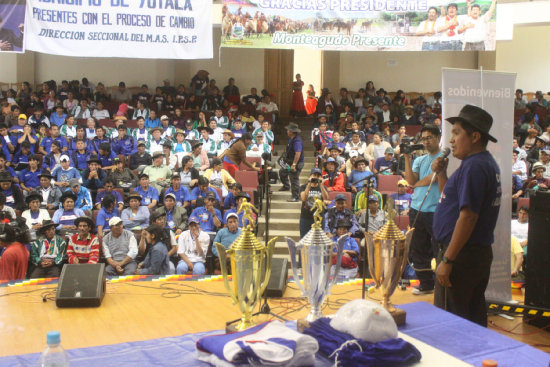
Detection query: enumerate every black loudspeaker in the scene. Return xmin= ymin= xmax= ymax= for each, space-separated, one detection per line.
xmin=264 ymin=258 xmax=288 ymax=298
xmin=56 ymin=264 xmax=106 ymax=308
xmin=525 ymin=191 xmax=550 ymax=329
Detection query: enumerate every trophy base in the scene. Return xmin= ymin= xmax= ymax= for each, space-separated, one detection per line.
xmin=389 ymin=307 xmax=406 ymax=326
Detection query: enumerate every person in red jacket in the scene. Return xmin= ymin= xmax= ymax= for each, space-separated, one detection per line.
xmin=66 ymin=217 xmax=100 ymax=264
xmin=322 ymin=158 xmax=346 ymax=192
xmin=0 ymin=222 xmax=29 ymax=281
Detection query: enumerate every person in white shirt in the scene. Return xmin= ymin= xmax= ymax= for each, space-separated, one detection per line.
xmin=511 ymin=206 xmax=528 ymax=255
xmin=460 ymin=0 xmax=496 ymax=51
xmin=416 ymin=6 xmax=442 ymax=50
xmin=256 ymin=95 xmax=279 ymax=125
xmin=539 ymin=149 xmax=550 ymax=179
xmin=92 ymin=101 xmax=110 ymax=120
xmin=176 ymin=216 xmax=210 ymax=275
xmin=436 ymin=2 xmax=463 ymax=50
xmin=512 ymin=149 xmax=527 ymax=182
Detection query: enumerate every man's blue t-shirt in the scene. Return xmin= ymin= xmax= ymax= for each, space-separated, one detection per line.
xmin=190 ymin=206 xmax=223 ymax=232
xmin=411 ymin=151 xmax=442 ymax=212
xmin=134 ymin=186 xmax=159 ymax=206
xmin=433 ymin=151 xmax=501 ymax=247
xmin=20 ymin=168 xmax=41 ymax=189
xmin=190 ymin=187 xmax=220 ymax=202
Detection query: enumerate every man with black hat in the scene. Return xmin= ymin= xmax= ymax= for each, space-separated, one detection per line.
xmin=0 ymin=171 xmax=24 ymax=212
xmin=82 ymin=157 xmax=106 ymax=200
xmin=279 ymin=123 xmax=304 ymax=202
xmin=29 ymin=220 xmax=66 ymax=278
xmin=129 ymin=140 xmax=152 ymax=172
xmin=108 ymin=158 xmax=138 ymax=190
xmin=67 ymin=216 xmax=100 ymax=264
xmin=431 ymin=104 xmax=501 ymax=326
xmin=37 ymin=170 xmax=62 ymax=210
xmin=143 ymin=151 xmax=172 ymax=192
xmin=299 ymin=167 xmax=329 ymax=237
xmin=22 ymin=192 xmax=51 ymax=238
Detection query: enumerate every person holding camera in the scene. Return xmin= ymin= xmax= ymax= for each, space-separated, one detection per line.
xmin=403 ymin=124 xmax=442 ymax=295
xmin=299 ymin=168 xmax=328 ymax=237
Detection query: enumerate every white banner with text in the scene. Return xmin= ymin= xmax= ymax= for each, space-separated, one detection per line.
xmin=442 ymin=68 xmax=516 ymax=303
xmin=24 ymin=0 xmax=212 ymax=59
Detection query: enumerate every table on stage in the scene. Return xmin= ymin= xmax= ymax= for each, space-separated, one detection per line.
xmin=0 ymin=279 xmax=549 ymax=366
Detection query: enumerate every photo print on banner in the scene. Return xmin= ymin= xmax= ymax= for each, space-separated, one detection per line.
xmin=24 ymin=0 xmax=212 ymax=59
xmin=221 ymin=0 xmax=497 ymax=51
xmin=0 ymin=0 xmax=26 ymax=53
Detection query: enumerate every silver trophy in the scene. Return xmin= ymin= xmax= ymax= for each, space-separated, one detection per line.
xmin=286 ymin=198 xmax=345 ymax=322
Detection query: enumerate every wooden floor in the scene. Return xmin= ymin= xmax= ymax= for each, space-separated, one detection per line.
xmin=0 ymin=281 xmax=548 ymax=357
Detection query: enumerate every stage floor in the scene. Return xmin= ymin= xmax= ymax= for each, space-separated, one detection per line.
xmin=0 ymin=279 xmax=547 ymax=357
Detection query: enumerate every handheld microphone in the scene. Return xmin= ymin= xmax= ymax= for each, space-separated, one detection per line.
xmin=441 ymin=147 xmax=451 ymax=159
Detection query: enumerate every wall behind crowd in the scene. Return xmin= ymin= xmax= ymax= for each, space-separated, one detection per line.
xmin=2 ymin=25 xmax=550 ymax=93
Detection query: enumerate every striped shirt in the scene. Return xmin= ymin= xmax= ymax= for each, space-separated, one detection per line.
xmin=67 ymin=233 xmax=100 ymax=264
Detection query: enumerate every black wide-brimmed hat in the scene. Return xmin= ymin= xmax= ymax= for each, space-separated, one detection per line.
xmin=38 ymin=220 xmax=57 ymax=235
xmin=38 ymin=170 xmax=53 ymax=180
xmin=285 ymin=123 xmax=301 ymax=133
xmin=25 ymin=192 xmax=42 ymax=205
xmin=446 ymin=104 xmax=497 ymax=143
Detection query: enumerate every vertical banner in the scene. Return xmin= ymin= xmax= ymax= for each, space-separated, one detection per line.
xmin=0 ymin=0 xmax=26 ymax=53
xmin=442 ymin=68 xmax=516 ymax=302
xmin=24 ymin=0 xmax=212 ymax=59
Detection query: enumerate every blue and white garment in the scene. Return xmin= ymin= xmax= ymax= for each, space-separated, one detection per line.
xmin=196 ymin=321 xmax=318 ymax=367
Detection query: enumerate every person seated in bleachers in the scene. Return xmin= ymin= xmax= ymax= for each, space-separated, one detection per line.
xmin=165 ymin=173 xmax=191 ymax=209
xmin=217 ymin=130 xmax=234 ymax=156
xmin=142 ymin=151 xmax=172 ymax=193
xmin=311 ymin=121 xmax=333 ymax=154
xmin=92 ymin=101 xmax=110 ymax=120
xmin=511 ymin=205 xmax=528 ymax=256
xmin=66 ymin=216 xmax=99 ymax=264
xmin=21 ymin=192 xmax=51 ymax=240
xmin=391 ymin=125 xmax=408 ymax=148
xmin=160 ymin=115 xmax=176 ymax=141
xmin=190 ymin=191 xmax=223 ymax=234
xmin=212 ymin=212 xmax=241 ymax=271
xmin=39 ymin=125 xmax=68 ymax=156
xmin=108 ymin=158 xmax=138 ymax=192
xmin=29 ymin=220 xmax=66 ymax=278
xmin=344 ymin=150 xmax=359 ymax=176
xmin=359 ymin=195 xmax=386 ymax=234
xmin=154 ymin=193 xmax=189 ymax=236
xmin=145 ymin=110 xmax=161 ymax=129
xmin=50 ymin=105 xmax=67 ymax=128
xmin=175 ymin=216 xmax=210 ymax=275
xmin=247 ymin=131 xmax=271 ymax=165
xmin=146 ymin=211 xmax=178 ymax=267
xmin=133 ymin=101 xmax=150 ymax=120
xmin=19 ymin=155 xmax=42 ymax=194
xmin=512 ymin=138 xmax=527 ymax=161
xmin=112 ymin=125 xmax=137 ymax=157
xmin=211 ymin=107 xmax=229 ymax=129
xmin=376 ymin=100 xmax=391 ymax=123
xmin=146 ymin=127 xmax=165 ymax=156
xmin=67 ymin=126 xmax=87 ymax=154
xmin=134 ymin=173 xmax=159 ymax=211
xmin=190 ymin=177 xmax=220 ymax=209
xmin=230 ymin=119 xmax=246 ymax=139
xmin=345 ymin=131 xmax=366 ymax=157
xmin=390 ymin=179 xmax=412 ymax=216
xmin=511 ymin=236 xmax=524 ymax=280
xmin=94 ymin=178 xmax=123 ymax=212
xmin=354 ymin=181 xmax=383 ymax=215
xmin=11 ymin=140 xmax=31 ymax=174
xmin=373 ymin=147 xmax=396 ymax=175
xmin=71 ymin=139 xmax=91 ymax=172
xmin=52 ymin=192 xmax=84 ymax=233
xmin=199 ymin=126 xmax=218 ymax=157
xmin=252 ymin=118 xmax=274 ymax=146
xmin=96 ymin=194 xmax=120 ymax=241
xmin=172 ymin=130 xmax=192 ymax=158
xmin=203 ymin=158 xmax=235 ymax=198
xmin=0 ymin=192 xmax=16 ymax=219
xmin=183 ymin=119 xmax=200 ymax=140
xmin=71 ymin=99 xmax=92 ymax=120
xmin=347 ymin=158 xmax=375 ymax=195
xmin=43 ymin=141 xmax=65 ymax=172
xmin=101 ymin=217 xmax=138 ymax=276
xmin=331 ymin=219 xmax=359 ymax=279
xmin=419 ymin=105 xmax=437 ymax=124
xmin=132 ymin=117 xmax=151 ymax=143
xmin=324 ymin=193 xmax=360 ymax=239
xmin=161 ymin=142 xmax=177 ymax=170
xmin=28 ymin=107 xmax=50 ymax=129
xmin=223 ymin=183 xmax=242 ymax=211
xmin=82 ymin=157 xmax=106 ymax=200
xmin=87 ymin=126 xmax=110 ymax=156
xmin=512 ymin=149 xmax=527 ymax=182
xmin=322 ymin=158 xmax=345 ymax=193
xmin=539 ymin=149 xmax=550 ymax=178
xmin=129 ymin=140 xmax=152 ymax=172
xmin=401 ymin=105 xmax=418 ymax=125
xmin=0 ymin=171 xmax=24 ymax=212
xmin=343 ymin=122 xmax=366 ymax=143
xmin=523 ymin=162 xmax=550 ymax=192
xmin=136 ymin=225 xmax=173 ymax=275
xmin=224 ymin=193 xmax=256 ymax=228
xmin=66 ymin=178 xmax=92 ymax=215
xmin=256 ymin=95 xmax=279 ymax=125
xmin=366 ymin=132 xmax=392 ymax=167
xmin=122 ymin=192 xmax=150 ymax=231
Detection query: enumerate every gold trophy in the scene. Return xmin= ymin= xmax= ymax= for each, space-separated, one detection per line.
xmin=365 ymin=200 xmax=414 ymax=326
xmin=215 ymin=200 xmax=277 ymax=332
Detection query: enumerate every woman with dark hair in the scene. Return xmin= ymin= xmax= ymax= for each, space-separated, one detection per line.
xmin=179 ymin=156 xmax=200 ymax=190
xmin=223 ymin=133 xmax=260 ymax=177
xmin=365 ymin=81 xmax=376 ymax=98
xmin=136 ymin=225 xmax=173 ymax=275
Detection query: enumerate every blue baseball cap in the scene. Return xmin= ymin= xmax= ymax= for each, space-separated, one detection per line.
xmin=367 ymin=195 xmax=379 ymax=202
xmin=310 ymin=167 xmax=322 ymax=175
xmin=335 ymin=193 xmax=347 ymax=201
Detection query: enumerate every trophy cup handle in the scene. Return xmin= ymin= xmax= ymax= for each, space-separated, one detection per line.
xmin=327 ymin=235 xmax=346 ymax=291
xmin=286 ymin=237 xmax=306 ymax=296
xmin=259 ymin=237 xmax=277 ymax=296
xmin=214 ymin=242 xmax=238 ymax=305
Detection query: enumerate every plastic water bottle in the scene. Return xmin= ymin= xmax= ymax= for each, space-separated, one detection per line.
xmin=38 ymin=331 xmax=70 ymax=367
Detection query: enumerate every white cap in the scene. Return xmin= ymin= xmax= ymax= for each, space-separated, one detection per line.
xmin=60 ymin=155 xmax=70 ymax=162
xmin=160 ymin=115 xmax=169 ymax=121
xmin=349 ymin=150 xmax=359 ymax=158
xmin=108 ymin=217 xmax=123 ymax=227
